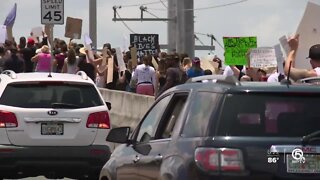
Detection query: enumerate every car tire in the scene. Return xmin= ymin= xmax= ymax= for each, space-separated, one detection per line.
xmin=100 ymin=176 xmax=109 ymax=180
xmin=161 ymin=174 xmax=173 ymax=180
xmin=78 ymin=175 xmax=100 ymax=180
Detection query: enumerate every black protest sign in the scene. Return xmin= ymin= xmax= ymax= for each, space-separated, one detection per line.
xmin=130 ymin=34 xmax=159 ymax=57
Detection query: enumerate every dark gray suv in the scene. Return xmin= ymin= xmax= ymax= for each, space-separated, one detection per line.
xmin=100 ymin=75 xmax=320 ymax=180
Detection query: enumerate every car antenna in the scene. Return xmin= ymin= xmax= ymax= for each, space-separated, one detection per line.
xmin=280 ymin=61 xmax=292 ymax=86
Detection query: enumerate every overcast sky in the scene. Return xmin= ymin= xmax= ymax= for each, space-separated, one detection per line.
xmin=1 ymin=0 xmax=320 ymax=59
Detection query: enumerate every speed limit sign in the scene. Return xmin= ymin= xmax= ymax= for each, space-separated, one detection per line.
xmin=41 ymin=0 xmax=64 ymax=25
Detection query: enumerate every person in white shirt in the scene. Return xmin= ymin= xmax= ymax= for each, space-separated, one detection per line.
xmin=223 ymin=65 xmax=246 ymax=78
xmin=285 ymin=34 xmax=320 ymax=81
xmin=132 ymin=55 xmax=157 ymax=96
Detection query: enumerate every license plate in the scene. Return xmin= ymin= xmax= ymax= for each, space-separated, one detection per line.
xmin=41 ymin=123 xmax=63 ymax=135
xmin=287 ymin=154 xmax=320 ymax=173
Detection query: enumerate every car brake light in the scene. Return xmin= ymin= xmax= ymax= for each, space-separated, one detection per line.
xmin=0 ymin=110 xmax=18 ymax=128
xmin=86 ymin=111 xmax=110 ymax=129
xmin=195 ymin=147 xmax=219 ymax=171
xmin=195 ymin=147 xmax=244 ymax=173
xmin=220 ymin=148 xmax=244 ymax=171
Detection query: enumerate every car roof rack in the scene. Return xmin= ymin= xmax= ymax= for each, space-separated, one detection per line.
xmin=76 ymin=71 xmax=88 ymax=80
xmin=297 ymin=77 xmax=320 ymax=84
xmin=1 ymin=70 xmax=17 ymax=79
xmin=186 ymin=75 xmax=241 ymax=86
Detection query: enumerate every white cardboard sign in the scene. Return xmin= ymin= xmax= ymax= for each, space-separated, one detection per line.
xmin=274 ymin=44 xmax=285 ymax=74
xmin=249 ymin=47 xmax=277 ymax=68
xmin=31 ymin=26 xmax=43 ymax=37
xmin=107 ymin=56 xmax=114 ymax=84
xmin=0 ymin=25 xmax=7 ymax=44
xmin=115 ymin=47 xmax=127 ymax=72
xmin=279 ymin=35 xmax=290 ymax=58
xmin=295 ymin=2 xmax=320 ymax=69
xmin=84 ymin=34 xmax=92 ymax=45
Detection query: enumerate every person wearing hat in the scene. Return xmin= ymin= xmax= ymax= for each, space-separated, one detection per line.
xmin=285 ymin=34 xmax=320 ymax=81
xmin=186 ymin=57 xmax=204 ymax=78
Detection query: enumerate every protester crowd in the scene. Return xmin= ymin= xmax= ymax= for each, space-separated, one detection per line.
xmin=1 ymin=32 xmax=319 ymax=98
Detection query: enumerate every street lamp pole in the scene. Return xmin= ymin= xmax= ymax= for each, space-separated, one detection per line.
xmin=89 ymin=0 xmax=97 ymax=48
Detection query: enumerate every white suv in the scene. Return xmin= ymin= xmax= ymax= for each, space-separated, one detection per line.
xmin=0 ymin=70 xmax=113 ymax=180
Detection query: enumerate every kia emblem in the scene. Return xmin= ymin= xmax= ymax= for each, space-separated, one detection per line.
xmin=48 ymin=110 xmax=58 ymax=116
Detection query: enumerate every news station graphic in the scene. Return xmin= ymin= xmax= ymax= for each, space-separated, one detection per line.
xmin=269 ymin=145 xmax=320 ymax=173
xmin=291 ymin=148 xmax=306 ymax=164
xmin=130 ymin=34 xmax=159 ymax=58
xmin=286 ymin=147 xmax=320 ymax=174
xmin=267 ymin=150 xmax=280 ymax=164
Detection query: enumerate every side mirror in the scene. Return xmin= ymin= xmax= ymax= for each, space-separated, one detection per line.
xmin=133 ymin=143 xmax=152 ymax=156
xmin=106 ymin=102 xmax=112 ymax=110
xmin=106 ymin=127 xmax=130 ymax=144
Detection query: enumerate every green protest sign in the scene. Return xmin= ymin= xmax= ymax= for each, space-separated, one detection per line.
xmin=223 ymin=37 xmax=257 ymax=65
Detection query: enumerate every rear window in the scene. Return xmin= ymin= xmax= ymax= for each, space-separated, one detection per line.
xmin=217 ymin=93 xmax=320 ymax=137
xmin=0 ymin=82 xmax=104 ymax=108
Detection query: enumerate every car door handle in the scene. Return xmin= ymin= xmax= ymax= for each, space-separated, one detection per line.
xmin=154 ymin=154 xmax=163 ymax=163
xmin=133 ymin=155 xmax=140 ymax=163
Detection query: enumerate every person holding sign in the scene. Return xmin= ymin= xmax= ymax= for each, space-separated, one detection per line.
xmin=284 ymin=34 xmax=320 ymax=81
xmin=131 ymin=55 xmax=157 ymax=96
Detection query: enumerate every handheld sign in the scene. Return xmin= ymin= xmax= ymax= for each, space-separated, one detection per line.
xmin=131 ymin=47 xmax=138 ymax=68
xmin=295 ymin=2 xmax=320 ymax=69
xmin=152 ymin=56 xmax=158 ymax=70
xmin=223 ymin=37 xmax=257 ymax=65
xmin=31 ymin=26 xmax=43 ymax=37
xmin=6 ymin=26 xmax=13 ymax=41
xmin=102 ymin=47 xmax=108 ymax=66
xmin=65 ymin=17 xmax=82 ymax=39
xmin=83 ymin=34 xmax=94 ymax=63
xmin=0 ymin=25 xmax=7 ymax=44
xmin=107 ymin=56 xmax=114 ymax=84
xmin=41 ymin=0 xmax=64 ymax=25
xmin=115 ymin=47 xmax=127 ymax=72
xmin=279 ymin=35 xmax=290 ymax=57
xmin=130 ymin=34 xmax=159 ymax=57
xmin=249 ymin=47 xmax=277 ymax=68
xmin=274 ymin=44 xmax=285 ymax=74
xmin=84 ymin=34 xmax=92 ymax=45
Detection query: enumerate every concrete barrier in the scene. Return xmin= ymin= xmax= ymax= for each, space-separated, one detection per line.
xmin=99 ymin=88 xmax=155 ymax=129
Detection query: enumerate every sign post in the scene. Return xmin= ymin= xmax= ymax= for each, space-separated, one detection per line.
xmin=41 ymin=0 xmax=64 ymax=76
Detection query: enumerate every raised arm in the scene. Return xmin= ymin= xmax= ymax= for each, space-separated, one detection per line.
xmin=284 ymin=34 xmax=315 ymax=81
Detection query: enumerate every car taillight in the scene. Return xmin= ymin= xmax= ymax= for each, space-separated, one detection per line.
xmin=195 ymin=147 xmax=219 ymax=171
xmin=220 ymin=148 xmax=244 ymax=171
xmin=0 ymin=110 xmax=18 ymax=128
xmin=86 ymin=111 xmax=110 ymax=129
xmin=195 ymin=147 xmax=244 ymax=173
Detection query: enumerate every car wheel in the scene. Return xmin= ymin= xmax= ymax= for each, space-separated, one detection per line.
xmin=161 ymin=174 xmax=173 ymax=180
xmin=100 ymin=176 xmax=109 ymax=180
xmin=78 ymin=175 xmax=100 ymax=180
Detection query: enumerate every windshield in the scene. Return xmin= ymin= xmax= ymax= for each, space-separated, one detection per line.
xmin=217 ymin=93 xmax=320 ymax=137
xmin=0 ymin=82 xmax=104 ymax=108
